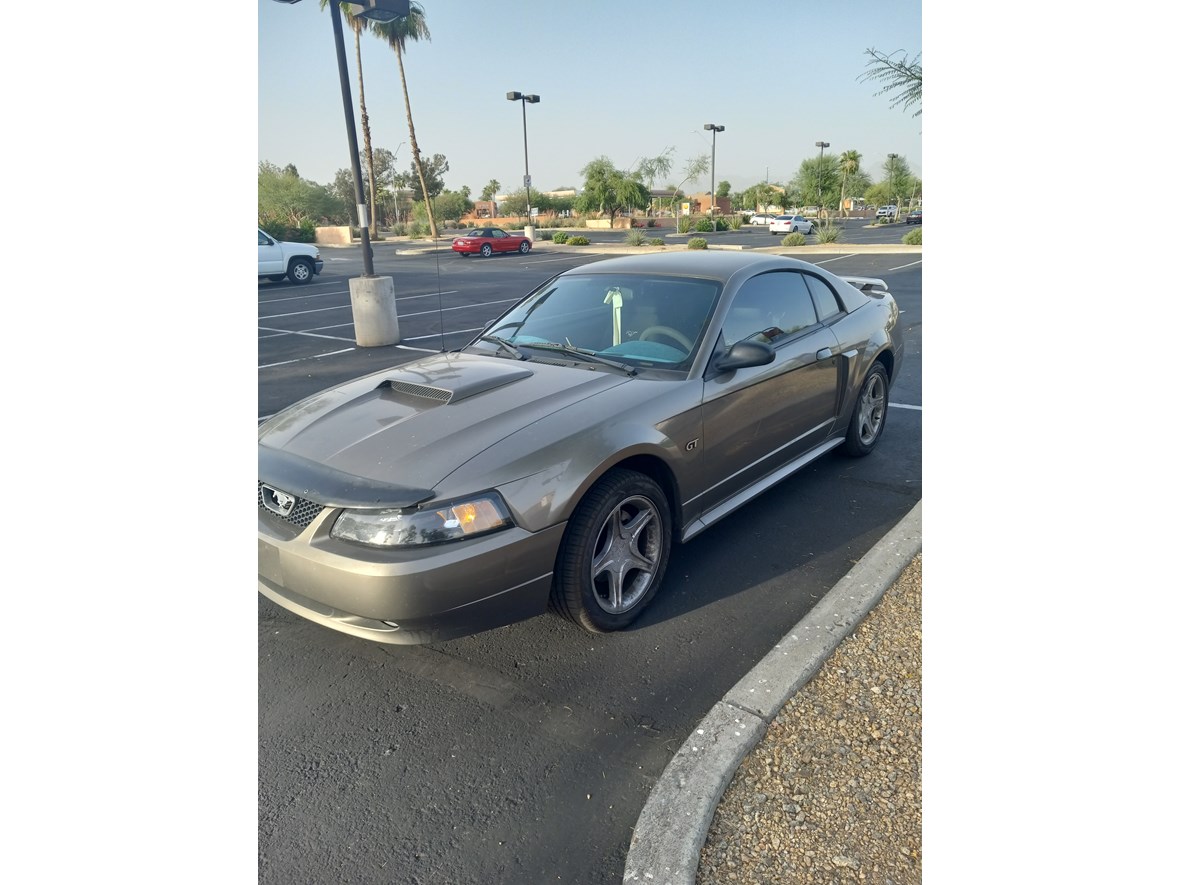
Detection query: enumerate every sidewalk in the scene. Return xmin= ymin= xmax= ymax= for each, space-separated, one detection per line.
xmin=624 ymin=501 xmax=922 ymax=884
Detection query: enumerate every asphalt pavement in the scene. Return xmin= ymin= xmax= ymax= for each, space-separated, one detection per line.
xmin=266 ymin=230 xmax=922 ymax=882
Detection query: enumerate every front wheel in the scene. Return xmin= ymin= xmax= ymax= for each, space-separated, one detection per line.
xmin=480 ymin=244 xmax=493 ymax=258
xmin=518 ymin=241 xmax=531 ymax=254
xmin=551 ymin=469 xmax=671 ymax=634
xmin=841 ymin=362 xmax=889 ymax=456
xmin=288 ymin=258 xmax=314 ymax=284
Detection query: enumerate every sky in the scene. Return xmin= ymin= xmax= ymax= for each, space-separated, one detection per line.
xmin=258 ymin=0 xmax=923 ymax=197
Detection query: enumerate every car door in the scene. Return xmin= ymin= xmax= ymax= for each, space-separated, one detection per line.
xmin=492 ymin=230 xmax=510 ymax=252
xmin=693 ymin=271 xmax=841 ymax=515
xmin=258 ymin=230 xmax=284 ymax=274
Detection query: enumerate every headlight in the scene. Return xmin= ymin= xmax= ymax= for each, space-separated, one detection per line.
xmin=330 ymin=492 xmax=513 ymax=548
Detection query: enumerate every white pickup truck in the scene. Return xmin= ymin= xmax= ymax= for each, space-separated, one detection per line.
xmin=258 ymin=229 xmax=324 ymax=284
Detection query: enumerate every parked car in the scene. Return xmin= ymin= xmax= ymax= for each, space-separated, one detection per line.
xmin=452 ymin=227 xmax=532 ymax=257
xmin=748 ymin=213 xmax=776 ymax=225
xmin=876 ymin=205 xmax=898 ymax=218
xmin=769 ymin=214 xmax=814 ymax=235
xmin=258 ymin=252 xmax=904 ymax=645
xmin=905 ymin=209 xmax=922 ymax=225
xmin=258 ymin=229 xmax=323 ymax=284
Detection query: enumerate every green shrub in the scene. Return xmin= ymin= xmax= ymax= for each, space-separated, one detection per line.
xmin=552 ymin=231 xmax=569 ymax=244
xmin=258 ymin=218 xmax=317 ymax=242
xmin=815 ymin=224 xmax=842 ymax=244
xmin=677 ymin=216 xmax=694 ymax=234
xmin=694 ymin=219 xmax=713 ymax=232
xmin=649 ymin=238 xmax=664 ymax=246
xmin=566 ymin=235 xmax=590 ymax=245
xmin=687 ymin=237 xmax=708 ymax=250
xmin=536 ymin=229 xmax=553 ymax=240
xmin=409 ymin=221 xmax=429 ymax=238
xmin=390 ymin=223 xmax=408 ymax=237
xmin=625 ymin=230 xmax=648 ymax=246
xmin=781 ymin=232 xmax=806 ymax=247
xmin=902 ymin=226 xmax=922 ymax=245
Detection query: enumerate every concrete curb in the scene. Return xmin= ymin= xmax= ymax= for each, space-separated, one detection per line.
xmin=623 ymin=500 xmax=923 ymax=884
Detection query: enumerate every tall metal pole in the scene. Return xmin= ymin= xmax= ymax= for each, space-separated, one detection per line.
xmin=815 ymin=141 xmax=829 ymax=219
xmin=887 ymin=153 xmax=899 ymax=219
xmin=330 ymin=0 xmax=374 ymax=276
xmin=710 ymin=129 xmax=716 ymax=233
xmin=521 ymin=99 xmax=531 ymax=224
xmin=704 ymin=123 xmax=724 ymax=233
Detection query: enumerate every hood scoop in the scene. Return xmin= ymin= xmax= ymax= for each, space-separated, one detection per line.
xmin=376 ymin=355 xmax=534 ymax=405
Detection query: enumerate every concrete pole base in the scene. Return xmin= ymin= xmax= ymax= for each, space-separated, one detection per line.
xmin=523 ymin=224 xmax=536 ymax=241
xmin=348 ymin=276 xmax=399 ymax=347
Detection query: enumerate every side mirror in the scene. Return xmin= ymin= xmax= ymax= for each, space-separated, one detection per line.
xmin=712 ymin=340 xmax=774 ymax=373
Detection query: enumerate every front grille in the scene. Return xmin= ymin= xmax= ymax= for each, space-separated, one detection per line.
xmin=258 ymin=481 xmax=324 ymax=529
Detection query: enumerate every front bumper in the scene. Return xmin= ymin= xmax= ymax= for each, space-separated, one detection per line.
xmin=258 ymin=507 xmax=565 ymax=645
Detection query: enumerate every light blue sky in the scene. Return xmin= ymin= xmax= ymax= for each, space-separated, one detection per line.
xmin=258 ymin=0 xmax=923 ymax=196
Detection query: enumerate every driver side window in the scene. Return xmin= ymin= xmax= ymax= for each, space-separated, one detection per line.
xmin=723 ymin=272 xmax=818 ymax=346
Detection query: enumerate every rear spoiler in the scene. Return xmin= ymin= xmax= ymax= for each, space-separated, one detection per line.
xmin=839 ymin=275 xmax=889 ymax=294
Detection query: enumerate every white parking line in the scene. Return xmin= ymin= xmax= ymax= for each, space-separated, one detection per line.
xmin=892 ymin=403 xmax=922 ymax=411
xmin=889 ymin=259 xmax=923 ymax=271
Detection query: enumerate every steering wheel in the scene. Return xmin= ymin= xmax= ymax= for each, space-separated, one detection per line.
xmin=640 ymin=325 xmax=693 ymax=351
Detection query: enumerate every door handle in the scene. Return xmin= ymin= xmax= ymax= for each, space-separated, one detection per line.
xmin=816 ymin=348 xmax=833 ymax=360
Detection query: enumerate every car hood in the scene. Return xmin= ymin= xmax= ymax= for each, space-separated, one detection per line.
xmin=258 ymin=352 xmax=630 ymax=507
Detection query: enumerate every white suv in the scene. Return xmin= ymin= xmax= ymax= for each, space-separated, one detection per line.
xmin=875 ymin=205 xmax=898 ymax=218
xmin=258 ymin=229 xmax=324 ymax=284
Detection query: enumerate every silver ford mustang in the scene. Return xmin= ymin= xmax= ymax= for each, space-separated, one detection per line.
xmin=258 ymin=252 xmax=903 ymax=644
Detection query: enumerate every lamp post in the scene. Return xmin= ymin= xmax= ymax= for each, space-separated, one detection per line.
xmin=887 ymin=153 xmax=899 ymax=219
xmin=271 ymin=0 xmax=409 ymax=346
xmin=704 ymin=123 xmax=725 ymax=232
xmin=815 ymin=141 xmax=829 ymax=220
xmin=506 ymin=92 xmax=540 ymax=230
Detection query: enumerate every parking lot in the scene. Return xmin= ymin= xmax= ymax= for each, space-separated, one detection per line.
xmin=258 ymin=238 xmax=922 ymax=884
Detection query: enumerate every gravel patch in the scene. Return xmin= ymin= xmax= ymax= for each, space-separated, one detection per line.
xmin=696 ymin=554 xmax=922 ymax=884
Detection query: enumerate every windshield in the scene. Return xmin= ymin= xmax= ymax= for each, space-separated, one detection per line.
xmin=468 ymin=273 xmax=722 ymax=373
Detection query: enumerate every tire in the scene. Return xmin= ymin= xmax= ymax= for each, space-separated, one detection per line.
xmin=841 ymin=362 xmax=889 ymax=456
xmin=551 ymin=469 xmax=671 ymax=633
xmin=480 ymin=244 xmax=493 ymax=258
xmin=288 ymin=258 xmax=314 ymax=284
xmin=518 ymin=241 xmax=531 ymax=254
xmin=267 ymin=274 xmax=286 ymax=282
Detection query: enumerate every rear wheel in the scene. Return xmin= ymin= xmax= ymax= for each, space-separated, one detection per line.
xmin=480 ymin=244 xmax=493 ymax=257
xmin=288 ymin=258 xmax=314 ymax=284
xmin=841 ymin=362 xmax=889 ymax=456
xmin=551 ymin=469 xmax=671 ymax=633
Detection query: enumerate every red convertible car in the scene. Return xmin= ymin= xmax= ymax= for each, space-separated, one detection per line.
xmin=452 ymin=227 xmax=532 ymax=257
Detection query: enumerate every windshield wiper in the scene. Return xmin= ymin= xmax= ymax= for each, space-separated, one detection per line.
xmin=524 ymin=342 xmax=637 ymax=376
xmin=477 ymin=334 xmax=527 ymax=361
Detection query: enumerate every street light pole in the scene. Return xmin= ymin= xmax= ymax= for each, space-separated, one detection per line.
xmin=507 ymin=92 xmax=540 ymax=226
xmin=704 ymin=123 xmax=725 ymax=232
xmin=329 ymin=0 xmax=375 ymax=275
xmin=815 ymin=141 xmax=829 ymax=220
xmin=271 ymin=0 xmax=409 ymax=346
xmin=887 ymin=153 xmax=899 ymax=219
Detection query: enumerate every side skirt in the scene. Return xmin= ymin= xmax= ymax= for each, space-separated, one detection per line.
xmin=679 ymin=438 xmax=845 ymax=543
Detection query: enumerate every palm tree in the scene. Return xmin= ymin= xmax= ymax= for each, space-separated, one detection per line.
xmin=838 ymin=150 xmax=862 ymax=218
xmin=319 ymin=1 xmax=380 ymax=236
xmin=372 ymin=4 xmax=437 ymax=238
